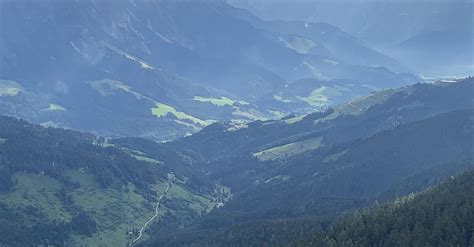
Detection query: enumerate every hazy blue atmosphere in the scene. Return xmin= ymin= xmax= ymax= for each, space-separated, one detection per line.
xmin=0 ymin=0 xmax=472 ymax=246
xmin=230 ymin=0 xmax=474 ymax=76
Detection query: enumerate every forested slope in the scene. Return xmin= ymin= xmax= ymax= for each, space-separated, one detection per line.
xmin=143 ymin=108 xmax=474 ymax=246
xmin=296 ymin=171 xmax=474 ymax=247
xmin=169 ymin=170 xmax=474 ymax=247
xmin=0 ymin=117 xmax=222 ymax=246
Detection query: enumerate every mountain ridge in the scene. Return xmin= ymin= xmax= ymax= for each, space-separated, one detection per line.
xmin=0 ymin=0 xmax=420 ymax=141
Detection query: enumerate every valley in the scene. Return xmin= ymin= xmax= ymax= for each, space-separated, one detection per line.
xmin=0 ymin=0 xmax=472 ymax=246
xmin=0 ymin=116 xmax=229 ymax=246
xmin=139 ymin=78 xmax=474 ymax=246
xmin=133 ymin=182 xmax=170 ymax=244
xmin=0 ymin=0 xmax=421 ymax=141
xmin=0 ymin=78 xmax=471 ymax=247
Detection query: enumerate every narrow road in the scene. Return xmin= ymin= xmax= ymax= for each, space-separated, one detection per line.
xmin=133 ymin=183 xmax=170 ymax=244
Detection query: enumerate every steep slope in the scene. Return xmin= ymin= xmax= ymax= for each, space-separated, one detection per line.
xmin=231 ymin=9 xmax=409 ymax=74
xmin=0 ymin=81 xmax=470 ymax=246
xmin=216 ymin=109 xmax=473 ymax=216
xmin=168 ymin=78 xmax=473 ymax=162
xmin=230 ymin=0 xmax=474 ymax=76
xmin=165 ymin=170 xmax=474 ymax=247
xmin=296 ymin=170 xmax=474 ymax=247
xmin=235 ymin=0 xmax=474 ymax=76
xmin=0 ymin=116 xmax=226 ymax=246
xmin=230 ymin=0 xmax=472 ymax=46
xmin=143 ymin=98 xmax=473 ymax=245
xmin=0 ymin=0 xmax=420 ymax=141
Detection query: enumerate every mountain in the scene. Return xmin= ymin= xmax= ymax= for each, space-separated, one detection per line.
xmin=167 ymin=78 xmax=473 ymax=162
xmin=138 ymin=79 xmax=473 ymax=246
xmin=296 ymin=170 xmax=474 ymax=247
xmin=0 ymin=116 xmax=229 ymax=246
xmin=0 ymin=79 xmax=472 ymax=246
xmin=229 ymin=0 xmax=472 ymax=46
xmin=169 ymin=170 xmax=474 ymax=247
xmin=230 ymin=0 xmax=474 ymax=76
xmin=1 ymin=1 xmax=472 ymax=246
xmin=144 ymin=109 xmax=473 ymax=246
xmin=0 ymin=0 xmax=420 ymax=141
xmin=230 ymin=8 xmax=410 ymax=74
xmin=387 ymin=30 xmax=473 ymax=77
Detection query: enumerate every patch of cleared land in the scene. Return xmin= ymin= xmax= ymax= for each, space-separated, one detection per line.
xmin=279 ymin=36 xmax=316 ymax=54
xmin=193 ymin=96 xmax=235 ymax=107
xmin=273 ymin=95 xmax=292 ymax=103
xmin=254 ymin=137 xmax=324 ymax=161
xmin=0 ymin=170 xmax=224 ymax=246
xmin=298 ymin=86 xmax=341 ymax=107
xmin=151 ymin=103 xmax=213 ymax=127
xmin=67 ymin=170 xmax=218 ymax=246
xmin=67 ymin=170 xmax=169 ymax=246
xmin=284 ymin=115 xmax=305 ymax=124
xmin=0 ymin=79 xmax=22 ymax=96
xmin=89 ymin=79 xmax=215 ymax=128
xmin=120 ymin=147 xmax=164 ymax=165
xmin=41 ymin=104 xmax=66 ymax=112
xmin=165 ymin=183 xmax=216 ymax=216
xmin=315 ymin=86 xmax=414 ymax=124
xmin=131 ymin=154 xmax=163 ymax=165
xmin=91 ymin=80 xmax=214 ymax=126
xmin=335 ymin=87 xmax=408 ymax=116
xmin=226 ymin=121 xmax=248 ymax=132
xmin=267 ymin=110 xmax=285 ymax=119
xmin=0 ymin=174 xmax=72 ymax=224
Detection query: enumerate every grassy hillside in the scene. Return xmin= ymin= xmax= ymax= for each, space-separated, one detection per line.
xmin=143 ymin=106 xmax=473 ymax=246
xmin=169 ymin=78 xmax=473 ymax=162
xmin=0 ymin=0 xmax=422 ymax=142
xmin=1 ymin=79 xmax=472 ymax=246
xmin=0 ymin=117 xmax=224 ymax=246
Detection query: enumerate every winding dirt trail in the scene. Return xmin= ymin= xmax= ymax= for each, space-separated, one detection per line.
xmin=132 ymin=183 xmax=170 ymax=244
